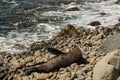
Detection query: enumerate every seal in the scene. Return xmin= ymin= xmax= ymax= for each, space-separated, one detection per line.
xmin=25 ymin=46 xmax=88 ymax=75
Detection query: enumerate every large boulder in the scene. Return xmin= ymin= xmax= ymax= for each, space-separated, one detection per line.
xmin=99 ymin=33 xmax=120 ymax=53
xmin=56 ymin=24 xmax=79 ymax=37
xmin=93 ymin=49 xmax=120 ymax=80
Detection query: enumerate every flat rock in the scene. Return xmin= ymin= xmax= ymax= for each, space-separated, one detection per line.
xmin=99 ymin=33 xmax=120 ymax=53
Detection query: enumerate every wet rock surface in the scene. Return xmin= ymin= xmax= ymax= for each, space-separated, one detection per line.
xmin=0 ymin=25 xmax=120 ymax=80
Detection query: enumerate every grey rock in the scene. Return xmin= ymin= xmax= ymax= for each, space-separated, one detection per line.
xmin=99 ymin=33 xmax=120 ymax=53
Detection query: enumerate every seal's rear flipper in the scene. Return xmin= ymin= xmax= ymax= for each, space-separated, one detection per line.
xmin=47 ymin=48 xmax=65 ymax=55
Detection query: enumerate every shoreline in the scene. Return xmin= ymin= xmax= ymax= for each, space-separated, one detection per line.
xmin=0 ymin=24 xmax=120 ymax=80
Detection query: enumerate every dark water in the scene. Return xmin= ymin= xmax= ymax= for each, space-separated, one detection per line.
xmin=0 ymin=0 xmax=88 ymax=36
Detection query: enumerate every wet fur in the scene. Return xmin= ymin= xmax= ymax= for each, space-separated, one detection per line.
xmin=25 ymin=47 xmax=88 ymax=75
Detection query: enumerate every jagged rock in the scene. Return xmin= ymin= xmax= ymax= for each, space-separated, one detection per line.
xmin=93 ymin=49 xmax=120 ymax=80
xmin=115 ymin=0 xmax=120 ymax=4
xmin=56 ymin=24 xmax=78 ymax=37
xmin=99 ymin=33 xmax=120 ymax=53
xmin=88 ymin=21 xmax=101 ymax=26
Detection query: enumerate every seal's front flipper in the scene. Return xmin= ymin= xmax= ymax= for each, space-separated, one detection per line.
xmin=47 ymin=48 xmax=65 ymax=55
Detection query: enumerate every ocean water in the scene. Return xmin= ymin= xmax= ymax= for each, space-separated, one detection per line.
xmin=0 ymin=0 xmax=120 ymax=54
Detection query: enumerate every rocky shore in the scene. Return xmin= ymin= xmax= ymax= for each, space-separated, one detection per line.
xmin=1 ymin=1 xmax=120 ymax=80
xmin=0 ymin=23 xmax=120 ymax=80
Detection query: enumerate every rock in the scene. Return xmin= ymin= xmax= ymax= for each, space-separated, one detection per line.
xmin=77 ymin=74 xmax=86 ymax=80
xmin=34 ymin=50 xmax=41 ymax=57
xmin=35 ymin=73 xmax=50 ymax=79
xmin=16 ymin=76 xmax=22 ymax=80
xmin=88 ymin=21 xmax=101 ymax=26
xmin=50 ymin=73 xmax=57 ymax=80
xmin=82 ymin=65 xmax=92 ymax=73
xmin=99 ymin=33 xmax=120 ymax=53
xmin=0 ymin=52 xmax=7 ymax=56
xmin=115 ymin=0 xmax=120 ymax=4
xmin=88 ymin=51 xmax=96 ymax=58
xmin=56 ymin=24 xmax=78 ymax=37
xmin=87 ymin=71 xmax=93 ymax=77
xmin=10 ymin=58 xmax=20 ymax=68
xmin=24 ymin=56 xmax=33 ymax=62
xmin=0 ymin=72 xmax=7 ymax=79
xmin=30 ymin=41 xmax=48 ymax=51
xmin=64 ymin=6 xmax=80 ymax=11
xmin=65 ymin=48 xmax=71 ymax=53
xmin=85 ymin=76 xmax=92 ymax=80
xmin=119 ymin=18 xmax=120 ymax=22
xmin=22 ymin=76 xmax=30 ymax=80
xmin=99 ymin=12 xmax=106 ymax=16
xmin=86 ymin=35 xmax=92 ymax=40
xmin=117 ymin=76 xmax=120 ymax=80
xmin=65 ymin=77 xmax=71 ymax=80
xmin=93 ymin=49 xmax=120 ymax=80
xmin=114 ymin=23 xmax=120 ymax=29
xmin=89 ymin=57 xmax=96 ymax=65
xmin=59 ymin=72 xmax=71 ymax=79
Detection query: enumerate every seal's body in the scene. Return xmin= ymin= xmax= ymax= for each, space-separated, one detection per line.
xmin=25 ymin=47 xmax=87 ymax=75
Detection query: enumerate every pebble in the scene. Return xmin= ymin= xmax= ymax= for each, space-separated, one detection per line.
xmin=85 ymin=76 xmax=92 ymax=80
xmin=59 ymin=72 xmax=71 ymax=79
xmin=88 ymin=51 xmax=96 ymax=58
xmin=10 ymin=58 xmax=20 ymax=68
xmin=34 ymin=50 xmax=41 ymax=57
xmin=16 ymin=75 xmax=22 ymax=80
xmin=77 ymin=74 xmax=86 ymax=80
xmin=50 ymin=73 xmax=57 ymax=80
xmin=35 ymin=73 xmax=50 ymax=80
xmin=87 ymin=71 xmax=93 ymax=76
xmin=66 ymin=77 xmax=71 ymax=80
xmin=24 ymin=56 xmax=33 ymax=62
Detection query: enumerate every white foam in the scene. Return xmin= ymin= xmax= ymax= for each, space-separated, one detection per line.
xmin=37 ymin=23 xmax=55 ymax=31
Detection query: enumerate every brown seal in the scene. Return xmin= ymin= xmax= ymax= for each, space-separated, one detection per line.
xmin=25 ymin=46 xmax=88 ymax=75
